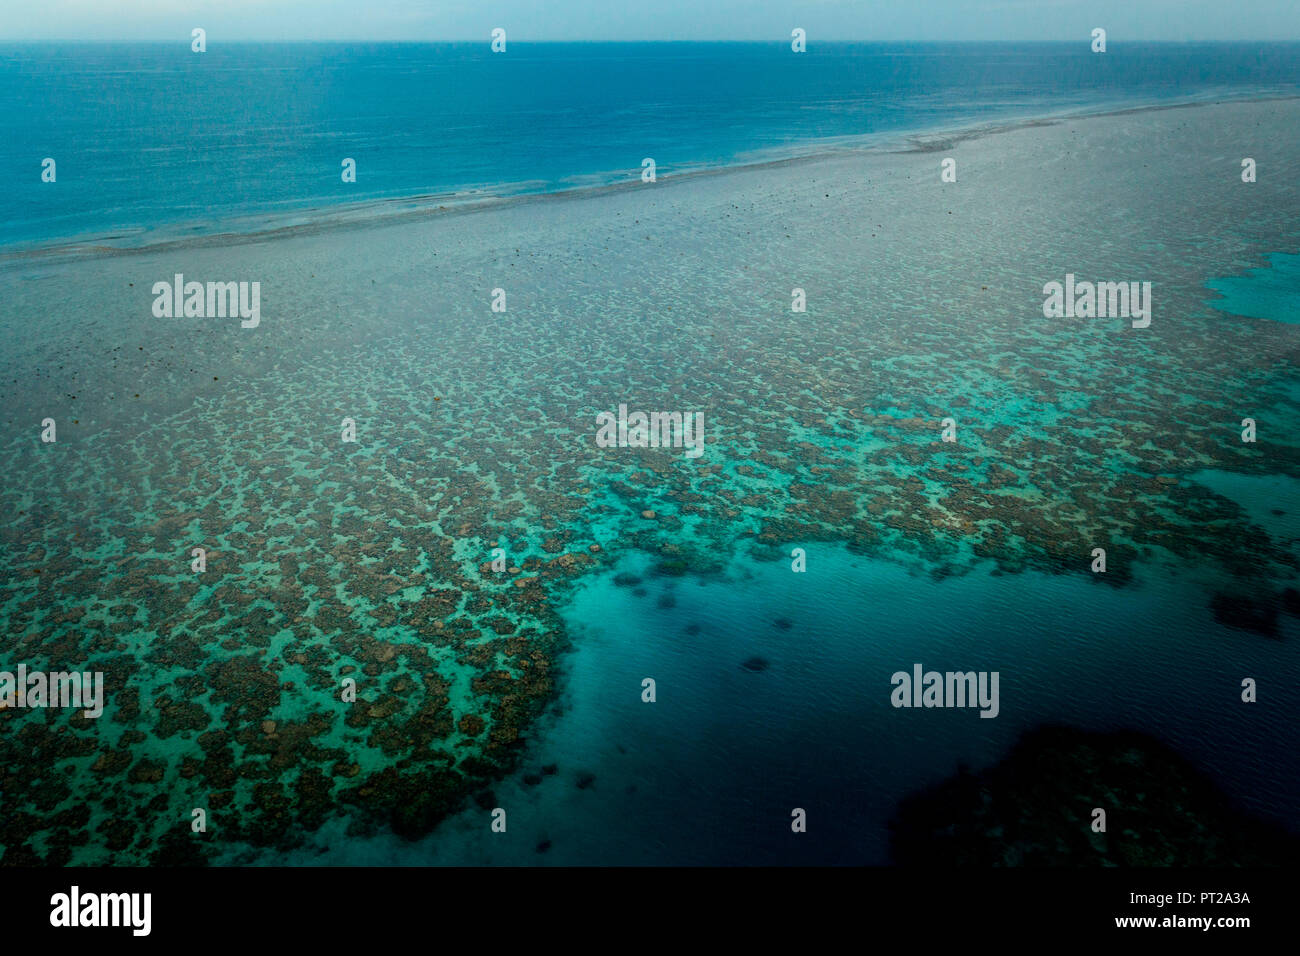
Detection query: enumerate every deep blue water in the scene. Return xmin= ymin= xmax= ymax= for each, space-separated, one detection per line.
xmin=3 ymin=41 xmax=1300 ymax=248
xmin=263 ymin=545 xmax=1300 ymax=865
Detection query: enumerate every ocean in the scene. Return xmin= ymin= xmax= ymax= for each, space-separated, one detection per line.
xmin=4 ymin=41 xmax=1300 ymax=250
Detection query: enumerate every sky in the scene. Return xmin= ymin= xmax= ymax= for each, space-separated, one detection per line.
xmin=0 ymin=0 xmax=1297 ymax=42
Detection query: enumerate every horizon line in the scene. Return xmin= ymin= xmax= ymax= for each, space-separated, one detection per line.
xmin=4 ymin=37 xmax=1300 ymax=45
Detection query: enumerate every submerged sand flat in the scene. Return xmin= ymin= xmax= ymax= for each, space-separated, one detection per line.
xmin=1 ymin=98 xmax=1298 ymax=864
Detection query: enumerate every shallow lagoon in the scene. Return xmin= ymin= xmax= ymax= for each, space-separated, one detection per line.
xmin=1207 ymin=252 xmax=1300 ymax=324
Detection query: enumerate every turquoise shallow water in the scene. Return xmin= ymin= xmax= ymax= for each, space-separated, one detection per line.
xmin=1207 ymin=252 xmax=1300 ymax=323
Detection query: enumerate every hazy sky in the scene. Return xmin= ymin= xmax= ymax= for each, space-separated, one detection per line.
xmin=1 ymin=0 xmax=1296 ymax=42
